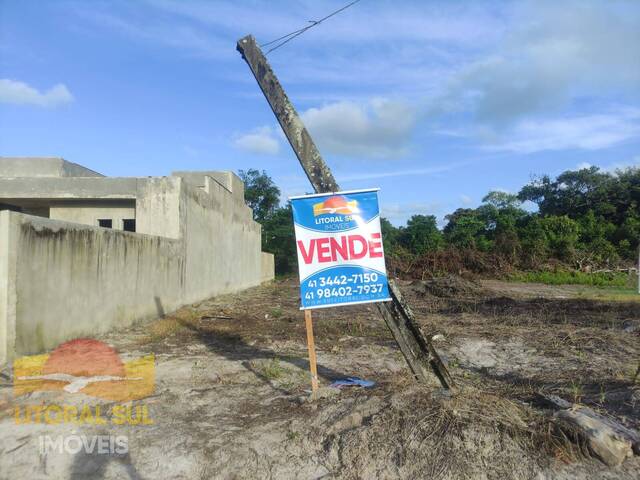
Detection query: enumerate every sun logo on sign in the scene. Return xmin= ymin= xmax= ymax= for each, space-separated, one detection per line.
xmin=313 ymin=195 xmax=359 ymax=216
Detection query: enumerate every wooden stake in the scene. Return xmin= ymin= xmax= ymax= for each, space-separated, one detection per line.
xmin=304 ymin=309 xmax=319 ymax=396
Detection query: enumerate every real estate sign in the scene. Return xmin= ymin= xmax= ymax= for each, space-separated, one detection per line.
xmin=290 ymin=189 xmax=391 ymax=309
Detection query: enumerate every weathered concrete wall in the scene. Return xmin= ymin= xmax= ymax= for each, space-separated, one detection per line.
xmin=179 ymin=177 xmax=262 ymax=303
xmin=0 ymin=157 xmax=103 ymax=178
xmin=135 ymin=177 xmax=182 ymax=239
xmin=0 ymin=175 xmax=275 ymax=362
xmin=261 ymin=252 xmax=275 ymax=283
xmin=49 ymin=201 xmax=136 ymax=230
xmin=1 ymin=212 xmax=185 ymax=360
xmin=0 ymin=212 xmax=17 ymax=364
xmin=0 ymin=177 xmax=138 ymax=200
xmin=172 ymin=171 xmax=245 ymax=203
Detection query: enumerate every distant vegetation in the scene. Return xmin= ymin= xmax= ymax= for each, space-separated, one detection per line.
xmin=510 ymin=271 xmax=630 ymax=287
xmin=239 ymin=167 xmax=640 ymax=282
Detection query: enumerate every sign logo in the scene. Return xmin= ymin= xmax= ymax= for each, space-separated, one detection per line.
xmin=313 ymin=195 xmax=359 ymax=216
xmin=14 ymin=338 xmax=154 ymax=402
xmin=290 ymin=189 xmax=391 ymax=309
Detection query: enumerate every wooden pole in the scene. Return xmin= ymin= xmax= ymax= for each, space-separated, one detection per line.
xmin=304 ymin=309 xmax=319 ymax=395
xmin=237 ymin=35 xmax=454 ymax=389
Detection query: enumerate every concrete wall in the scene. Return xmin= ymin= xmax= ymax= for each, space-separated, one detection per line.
xmin=172 ymin=171 xmax=245 ymax=203
xmin=0 ymin=212 xmax=17 ymax=364
xmin=135 ymin=177 xmax=182 ymax=239
xmin=179 ymin=176 xmax=262 ymax=303
xmin=0 ymin=212 xmax=185 ymax=360
xmin=261 ymin=253 xmax=275 ymax=283
xmin=49 ymin=201 xmax=136 ymax=230
xmin=0 ymin=175 xmax=275 ymax=362
xmin=0 ymin=177 xmax=138 ymax=200
xmin=0 ymin=157 xmax=103 ymax=178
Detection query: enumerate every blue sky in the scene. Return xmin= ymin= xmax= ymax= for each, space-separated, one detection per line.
xmin=1 ymin=0 xmax=639 ymax=225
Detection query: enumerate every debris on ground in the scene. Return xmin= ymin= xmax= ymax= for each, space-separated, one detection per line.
xmin=329 ymin=377 xmax=376 ymax=389
xmin=1 ymin=276 xmax=639 ymax=478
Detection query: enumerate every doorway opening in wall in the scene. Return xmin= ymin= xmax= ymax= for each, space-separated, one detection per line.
xmin=98 ymin=219 xmax=112 ymax=228
xmin=123 ymin=219 xmax=136 ymax=232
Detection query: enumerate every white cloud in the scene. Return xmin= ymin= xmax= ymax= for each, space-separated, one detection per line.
xmin=233 ymin=126 xmax=280 ymax=155
xmin=381 ymin=201 xmax=444 ymax=226
xmin=67 ymin=0 xmax=640 ymax=158
xmin=460 ymin=194 xmax=473 ymax=206
xmin=301 ymin=99 xmax=415 ymax=159
xmin=435 ymin=1 xmax=640 ymax=125
xmin=143 ymin=1 xmax=505 ymax=48
xmin=594 ymin=155 xmax=640 ymax=174
xmin=339 ymin=162 xmax=467 ymax=183
xmin=0 ymin=79 xmax=74 ymax=107
xmin=102 ymin=10 xmax=225 ymax=58
xmin=484 ymin=108 xmax=640 ymax=154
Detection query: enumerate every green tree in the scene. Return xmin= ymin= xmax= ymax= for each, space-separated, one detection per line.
xmin=241 ymin=165 xmax=640 ymax=275
xmin=518 ymin=216 xmax=548 ymax=267
xmin=380 ymin=217 xmax=400 ymax=256
xmin=238 ymin=169 xmax=296 ymax=274
xmin=482 ymin=191 xmax=521 ymax=210
xmin=261 ymin=203 xmax=297 ymax=275
xmin=238 ymin=169 xmax=281 ymax=222
xmin=399 ymin=215 xmax=444 ymax=255
xmin=540 ymin=215 xmax=580 ymax=261
xmin=518 ymin=167 xmax=612 ymax=219
xmin=444 ymin=209 xmax=488 ymax=250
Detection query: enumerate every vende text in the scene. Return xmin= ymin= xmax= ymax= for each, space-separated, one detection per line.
xmin=297 ymin=233 xmax=383 ymax=264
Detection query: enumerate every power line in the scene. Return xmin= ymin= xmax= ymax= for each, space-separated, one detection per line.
xmin=261 ymin=0 xmax=362 ymax=54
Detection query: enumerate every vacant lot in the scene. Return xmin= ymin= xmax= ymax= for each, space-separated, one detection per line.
xmin=1 ymin=277 xmax=639 ymax=479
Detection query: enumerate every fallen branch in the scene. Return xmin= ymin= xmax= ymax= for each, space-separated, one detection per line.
xmin=539 ymin=394 xmax=640 ymax=466
xmin=200 ymin=315 xmax=233 ymax=321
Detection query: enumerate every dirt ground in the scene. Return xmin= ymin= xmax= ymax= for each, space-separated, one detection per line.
xmin=1 ymin=276 xmax=639 ymax=479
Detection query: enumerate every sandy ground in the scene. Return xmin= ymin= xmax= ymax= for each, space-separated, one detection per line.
xmin=0 ymin=277 xmax=638 ymax=479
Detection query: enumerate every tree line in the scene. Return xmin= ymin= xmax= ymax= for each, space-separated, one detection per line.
xmin=239 ymin=166 xmax=640 ymax=276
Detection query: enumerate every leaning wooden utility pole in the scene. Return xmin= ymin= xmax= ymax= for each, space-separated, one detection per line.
xmin=237 ymin=35 xmax=454 ymax=389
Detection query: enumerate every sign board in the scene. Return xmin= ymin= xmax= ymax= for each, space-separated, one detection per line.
xmin=290 ymin=189 xmax=391 ymax=309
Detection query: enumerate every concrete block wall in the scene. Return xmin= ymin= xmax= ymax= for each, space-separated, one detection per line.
xmin=0 ymin=174 xmax=275 ymax=363
xmin=261 ymin=252 xmax=275 ymax=283
xmin=0 ymin=212 xmax=185 ymax=362
xmin=0 ymin=157 xmax=104 ymax=178
xmin=135 ymin=177 xmax=182 ymax=239
xmin=49 ymin=201 xmax=136 ymax=230
xmin=179 ymin=176 xmax=263 ymax=303
xmin=0 ymin=212 xmax=17 ymax=365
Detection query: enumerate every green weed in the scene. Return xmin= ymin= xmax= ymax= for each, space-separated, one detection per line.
xmin=510 ymin=270 xmax=629 ymax=287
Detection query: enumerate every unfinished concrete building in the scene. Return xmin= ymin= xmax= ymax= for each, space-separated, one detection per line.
xmin=0 ymin=157 xmax=274 ymax=363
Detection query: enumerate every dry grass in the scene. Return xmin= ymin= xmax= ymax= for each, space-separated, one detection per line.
xmin=320 ymin=384 xmax=586 ymax=479
xmin=141 ymin=308 xmax=201 ymax=344
xmin=133 ymin=275 xmax=638 ymax=474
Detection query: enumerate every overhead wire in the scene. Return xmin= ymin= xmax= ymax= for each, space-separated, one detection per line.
xmin=260 ymin=0 xmax=362 ymax=54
